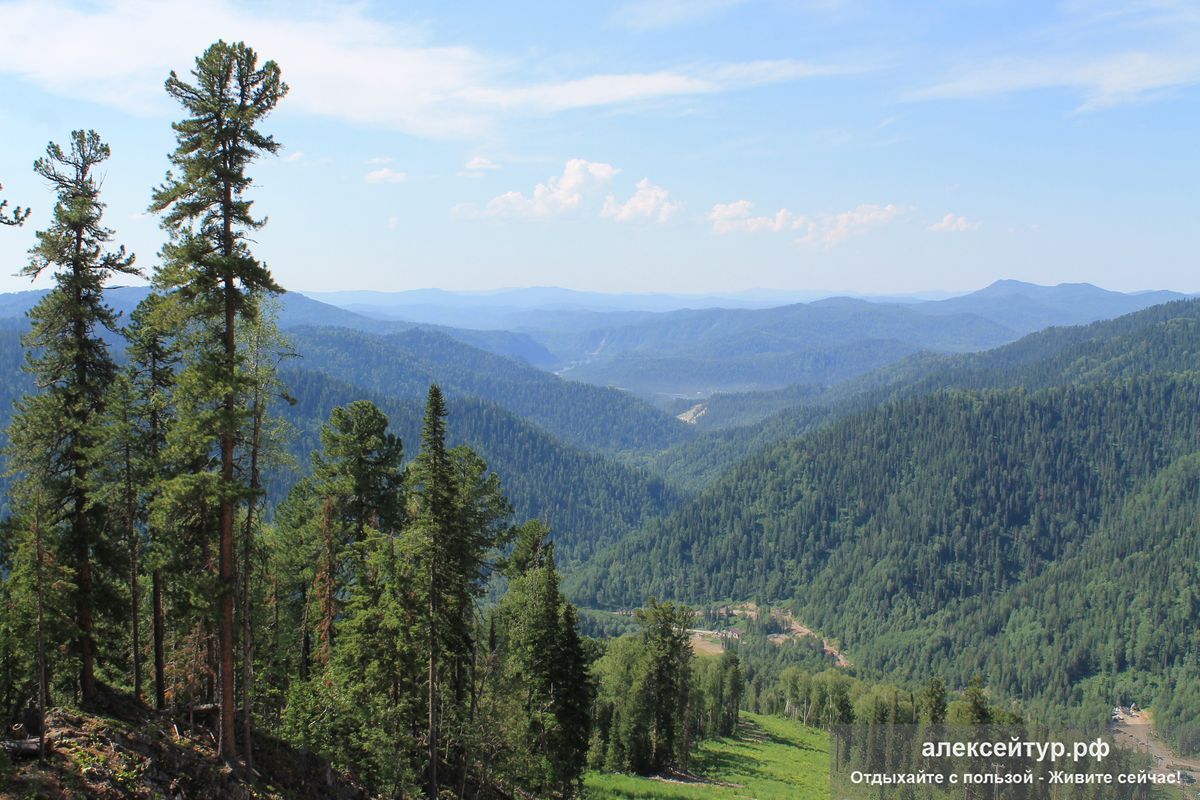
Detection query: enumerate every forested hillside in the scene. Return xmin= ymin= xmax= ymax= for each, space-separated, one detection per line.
xmin=285 ymin=325 xmax=691 ymax=455
xmin=651 ymin=299 xmax=1200 ymax=490
xmin=0 ymin=285 xmax=561 ymax=368
xmin=539 ymin=298 xmax=1017 ymax=397
xmin=277 ymin=367 xmax=680 ymax=563
xmin=571 ymin=373 xmax=1200 ymax=747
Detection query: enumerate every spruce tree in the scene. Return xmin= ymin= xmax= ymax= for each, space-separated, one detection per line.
xmin=149 ymin=40 xmax=287 ymax=762
xmin=409 ymin=385 xmax=511 ymax=798
xmin=8 ymin=130 xmax=138 ymax=704
xmin=413 ymin=385 xmax=453 ymax=800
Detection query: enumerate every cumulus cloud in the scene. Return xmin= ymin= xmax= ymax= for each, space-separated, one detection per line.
xmin=485 ymin=159 xmax=618 ymax=218
xmin=365 ymin=167 xmax=409 ymax=184
xmin=707 ymin=200 xmax=803 ymax=234
xmin=602 ymin=179 xmax=681 ymax=223
xmin=929 ymin=212 xmax=980 ymax=232
xmin=708 ymin=200 xmax=902 ymax=247
xmin=0 ymin=0 xmax=850 ymax=139
xmin=804 ymin=203 xmax=901 ymax=247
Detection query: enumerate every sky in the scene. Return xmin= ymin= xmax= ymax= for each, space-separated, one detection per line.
xmin=0 ymin=0 xmax=1197 ymax=296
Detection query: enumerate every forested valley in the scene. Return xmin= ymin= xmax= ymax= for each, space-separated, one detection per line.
xmin=2 ymin=36 xmax=1199 ymax=800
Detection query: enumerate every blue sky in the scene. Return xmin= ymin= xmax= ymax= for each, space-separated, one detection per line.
xmin=0 ymin=0 xmax=1197 ymax=295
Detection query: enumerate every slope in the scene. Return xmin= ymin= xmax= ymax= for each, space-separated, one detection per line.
xmin=278 ymin=367 xmax=680 ymax=563
xmin=540 ymin=298 xmax=1017 ymax=397
xmin=285 ymin=325 xmax=691 ymax=455
xmin=571 ymin=375 xmax=1200 ymax=739
xmin=651 ymin=299 xmax=1200 ymax=490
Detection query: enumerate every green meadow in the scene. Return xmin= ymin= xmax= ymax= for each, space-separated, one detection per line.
xmin=585 ymin=713 xmax=830 ymax=800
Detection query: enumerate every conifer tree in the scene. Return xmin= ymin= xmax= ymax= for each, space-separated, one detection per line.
xmin=493 ymin=521 xmax=594 ymax=797
xmin=8 ymin=130 xmax=138 ymax=704
xmin=409 ymin=384 xmax=512 ymax=798
xmin=0 ymin=180 xmax=29 ymax=226
xmin=92 ymin=373 xmax=144 ymax=702
xmin=235 ymin=298 xmax=294 ymax=771
xmin=125 ymin=292 xmax=179 ymax=711
xmin=149 ymin=40 xmax=287 ymax=762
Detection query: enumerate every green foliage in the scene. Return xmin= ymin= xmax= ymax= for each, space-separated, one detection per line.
xmin=483 ymin=521 xmax=595 ymax=797
xmin=0 ymin=180 xmax=29 ymax=226
xmin=286 ymin=325 xmax=691 ymax=455
xmin=6 ymin=130 xmax=139 ymax=703
xmin=576 ymin=372 xmax=1200 ymax=752
xmin=589 ymin=600 xmax=720 ymax=776
xmin=149 ymin=39 xmax=288 ymax=759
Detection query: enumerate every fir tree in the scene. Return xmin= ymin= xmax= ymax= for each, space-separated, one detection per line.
xmin=149 ymin=40 xmax=287 ymax=763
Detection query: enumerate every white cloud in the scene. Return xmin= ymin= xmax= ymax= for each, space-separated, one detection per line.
xmin=914 ymin=52 xmax=1200 ymax=110
xmin=485 ymin=159 xmax=618 ymax=218
xmin=284 ymin=150 xmax=305 ymax=162
xmin=365 ymin=156 xmax=394 ymax=165
xmin=708 ymin=200 xmax=902 ymax=247
xmin=0 ymin=0 xmax=850 ymax=139
xmin=708 ymin=200 xmax=803 ymax=234
xmin=602 ymin=178 xmax=681 ymax=223
xmin=387 ymin=216 xmax=400 ymax=230
xmin=611 ymin=0 xmax=747 ymax=31
xmin=461 ymin=60 xmax=846 ymax=113
xmin=929 ymin=212 xmax=980 ymax=232
xmin=459 ymin=155 xmax=501 ymax=177
xmin=912 ymin=3 xmax=1200 ymax=110
xmin=365 ymin=167 xmax=408 ymax=184
xmin=465 ymin=156 xmax=499 ymax=171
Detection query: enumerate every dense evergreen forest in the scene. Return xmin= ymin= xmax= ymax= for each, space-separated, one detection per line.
xmin=573 ymin=365 xmax=1200 ymax=750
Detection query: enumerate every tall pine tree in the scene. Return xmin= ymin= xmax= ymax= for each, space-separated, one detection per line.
xmin=149 ymin=40 xmax=287 ymax=762
xmin=8 ymin=130 xmax=138 ymax=704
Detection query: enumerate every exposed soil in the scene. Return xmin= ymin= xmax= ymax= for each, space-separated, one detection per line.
xmin=1110 ymin=709 xmax=1200 ymax=781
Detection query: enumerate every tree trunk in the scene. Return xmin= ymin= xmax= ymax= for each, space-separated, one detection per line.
xmin=34 ymin=501 xmax=48 ymax=760
xmin=428 ymin=568 xmax=439 ymax=800
xmin=218 ymin=266 xmax=238 ymax=764
xmin=241 ymin=367 xmax=264 ymax=771
xmin=127 ymin=439 xmax=142 ymax=704
xmin=153 ymin=569 xmax=166 ymax=710
xmin=148 ymin=350 xmax=168 ymax=712
xmin=72 ymin=242 xmax=96 ymax=706
xmin=317 ymin=498 xmax=337 ymax=666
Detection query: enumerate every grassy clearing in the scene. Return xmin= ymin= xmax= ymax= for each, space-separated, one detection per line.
xmin=585 ymin=712 xmax=829 ymax=800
